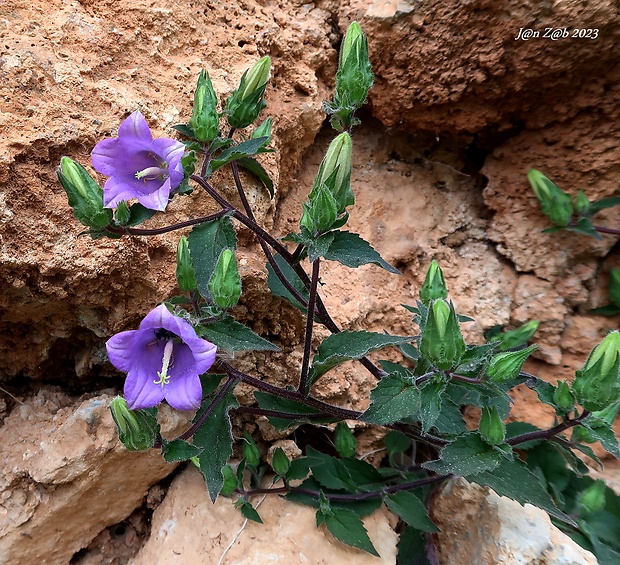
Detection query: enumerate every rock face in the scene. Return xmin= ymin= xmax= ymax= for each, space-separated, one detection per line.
xmin=433 ymin=478 xmax=598 ymax=565
xmin=1 ymin=0 xmax=619 ymax=562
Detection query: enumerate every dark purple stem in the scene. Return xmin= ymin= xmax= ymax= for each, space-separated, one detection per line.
xmin=507 ymin=411 xmax=590 ymax=446
xmin=104 ymin=210 xmax=230 ymax=236
xmin=298 ymin=259 xmax=320 ymax=395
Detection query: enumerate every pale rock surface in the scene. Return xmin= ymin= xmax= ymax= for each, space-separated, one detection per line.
xmin=433 ymin=478 xmax=598 ymax=565
xmin=132 ymin=465 xmax=399 ymax=564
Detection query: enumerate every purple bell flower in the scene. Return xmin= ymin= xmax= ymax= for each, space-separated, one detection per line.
xmin=106 ymin=305 xmax=217 ymax=410
xmin=92 ymin=111 xmax=185 ymax=212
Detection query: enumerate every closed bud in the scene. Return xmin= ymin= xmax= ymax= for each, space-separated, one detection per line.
xmin=326 ymin=22 xmax=374 ymax=131
xmin=114 ymin=200 xmax=131 ymax=225
xmin=300 ymin=183 xmax=339 ymax=235
xmin=479 ymin=406 xmax=506 ymax=445
xmin=271 ymin=447 xmax=291 ymax=476
xmin=420 ymin=300 xmax=466 ymax=370
xmin=527 ymin=169 xmax=574 ymax=227
xmin=572 ymin=331 xmax=620 ymax=412
xmin=208 ymin=249 xmax=242 ymax=309
xmin=334 ymin=422 xmax=356 ymax=458
xmin=419 ymin=260 xmax=448 ymax=305
xmin=243 ymin=431 xmax=261 ymax=468
xmin=553 ymin=380 xmax=575 ymax=414
xmin=110 ymin=396 xmax=159 ymax=451
xmin=251 ymin=117 xmax=273 ymax=145
xmin=220 ymin=465 xmax=239 ymax=496
xmin=310 ymin=132 xmax=354 ymax=214
xmin=57 ymin=157 xmax=113 ymax=229
xmin=575 ymin=190 xmax=590 ymax=215
xmin=486 ymin=344 xmax=538 ymax=383
xmin=226 ymin=56 xmax=271 ymax=129
xmin=189 ymin=70 xmax=220 ymax=143
xmin=492 ymin=320 xmax=540 ymax=351
xmin=176 ymin=236 xmax=198 ymax=293
xmin=578 ymin=480 xmax=606 ymax=514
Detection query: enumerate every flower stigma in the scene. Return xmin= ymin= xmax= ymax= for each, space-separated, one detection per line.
xmin=154 ymin=339 xmax=175 ymax=387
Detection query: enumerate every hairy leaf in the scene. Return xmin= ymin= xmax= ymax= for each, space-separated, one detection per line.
xmin=324 ymin=230 xmax=400 ymax=273
xmin=200 ymin=316 xmax=279 ymax=351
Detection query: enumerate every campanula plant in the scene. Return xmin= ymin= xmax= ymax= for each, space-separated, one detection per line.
xmin=58 ymin=22 xmax=620 ymax=563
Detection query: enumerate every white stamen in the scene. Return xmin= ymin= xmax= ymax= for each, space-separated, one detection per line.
xmin=154 ymin=339 xmax=175 ymax=387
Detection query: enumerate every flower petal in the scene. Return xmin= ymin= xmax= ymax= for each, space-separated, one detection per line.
xmin=118 ymin=111 xmax=154 ymax=144
xmin=164 ymin=344 xmax=203 ymax=410
xmin=106 ymin=330 xmax=138 ymax=372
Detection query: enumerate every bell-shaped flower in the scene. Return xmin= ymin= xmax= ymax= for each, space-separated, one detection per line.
xmin=106 ymin=305 xmax=217 ymax=410
xmin=92 ymin=111 xmax=185 ymax=212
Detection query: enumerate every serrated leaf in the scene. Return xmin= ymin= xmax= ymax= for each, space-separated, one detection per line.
xmin=362 ymin=373 xmax=420 ymax=425
xmin=188 ymin=216 xmax=237 ymax=300
xmin=161 ymin=439 xmax=202 ymax=462
xmin=324 ymin=230 xmax=400 ymax=274
xmin=468 ymin=458 xmax=574 ymax=525
xmin=236 ymin=156 xmax=274 ymax=198
xmin=432 ymin=396 xmax=468 ymax=435
xmin=193 ymin=386 xmax=238 ymax=502
xmin=579 ymin=422 xmax=620 ymax=458
xmin=308 ymin=331 xmax=414 ymax=390
xmin=307 ymin=232 xmax=335 ymax=263
xmin=209 ymin=137 xmax=270 ymax=173
xmin=266 ymin=253 xmax=311 ymax=314
xmin=323 ymin=507 xmax=379 ymax=557
xmin=385 ymin=491 xmax=439 ymax=532
xmin=423 ymin=433 xmax=504 ymax=476
xmin=254 ymin=391 xmax=331 ymax=430
xmin=200 ymin=316 xmax=279 ymax=352
xmin=418 ymin=379 xmax=447 ymax=432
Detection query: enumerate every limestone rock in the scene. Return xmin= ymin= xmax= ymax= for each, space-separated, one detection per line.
xmin=132 ymin=465 xmax=399 ymax=564
xmin=433 ymin=478 xmax=598 ymax=565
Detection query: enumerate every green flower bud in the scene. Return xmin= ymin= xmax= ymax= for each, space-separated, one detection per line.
xmin=527 ymin=169 xmax=574 ymax=227
xmin=251 ymin=117 xmax=273 ymax=145
xmin=208 ymin=249 xmax=242 ymax=309
xmin=189 ymin=70 xmax=220 ymax=143
xmin=419 ymin=260 xmax=448 ymax=305
xmin=577 ymin=480 xmax=606 ymax=514
xmin=479 ymin=406 xmax=506 ymax=446
xmin=243 ymin=431 xmax=261 ymax=468
xmin=226 ymin=56 xmax=271 ymax=129
xmin=220 ymin=465 xmax=239 ymax=496
xmin=57 ymin=157 xmax=113 ymax=229
xmin=109 ymin=396 xmax=159 ymax=451
xmin=300 ymin=183 xmax=339 ymax=235
xmin=575 ymin=190 xmax=590 ymax=215
xmin=420 ymin=300 xmax=466 ymax=370
xmin=491 ymin=320 xmax=540 ymax=351
xmin=572 ymin=331 xmax=620 ymax=412
xmin=553 ymin=380 xmax=575 ymax=414
xmin=271 ymin=447 xmax=291 ymax=477
xmin=176 ymin=236 xmax=198 ymax=293
xmin=114 ymin=200 xmax=131 ymax=225
xmin=486 ymin=344 xmax=538 ymax=383
xmin=326 ymin=22 xmax=374 ymax=131
xmin=309 ymin=132 xmax=354 ymax=214
xmin=334 ymin=422 xmax=356 ymax=458
xmin=608 ymin=268 xmax=620 ymax=308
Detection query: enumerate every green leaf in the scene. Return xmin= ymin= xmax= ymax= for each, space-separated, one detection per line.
xmin=432 ymin=396 xmax=468 ymax=436
xmin=397 ymin=526 xmax=432 ymax=565
xmin=307 ymin=232 xmax=335 ymax=263
xmin=199 ymin=316 xmax=279 ymax=352
xmin=193 ymin=385 xmax=238 ymax=502
xmin=236 ymin=156 xmax=274 ymax=198
xmin=254 ymin=391 xmax=332 ymax=430
xmin=324 ymin=230 xmax=400 ymax=274
xmin=308 ymin=331 xmax=414 ymax=390
xmin=578 ymin=421 xmax=620 ymax=458
xmin=237 ymin=499 xmax=263 ymax=523
xmin=468 ymin=458 xmax=574 ymax=525
xmin=591 ymin=304 xmax=620 ymax=316
xmin=385 ymin=491 xmax=439 ymax=532
xmin=362 ymin=373 xmax=420 ymax=426
xmin=126 ymin=203 xmax=157 ymax=226
xmin=188 ymin=216 xmax=237 ymax=300
xmin=384 ymin=430 xmax=411 ymax=460
xmin=423 ymin=433 xmax=505 ymax=476
xmin=322 ymin=507 xmax=379 ymax=557
xmin=208 ymin=137 xmax=270 ymax=173
xmin=161 ymin=439 xmax=202 ymax=462
xmin=589 ymin=196 xmax=620 ymax=215
xmin=568 ymin=217 xmax=601 ymax=239
xmin=266 ymin=253 xmax=311 ymax=314
xmin=418 ymin=378 xmax=447 ymax=432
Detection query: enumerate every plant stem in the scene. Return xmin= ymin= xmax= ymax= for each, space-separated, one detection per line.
xmin=299 ymin=259 xmax=320 ymax=395
xmin=178 ymin=375 xmax=238 ymax=440
xmin=507 ymin=411 xmax=590 ymax=446
xmin=104 ymin=210 xmax=230 ymax=236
